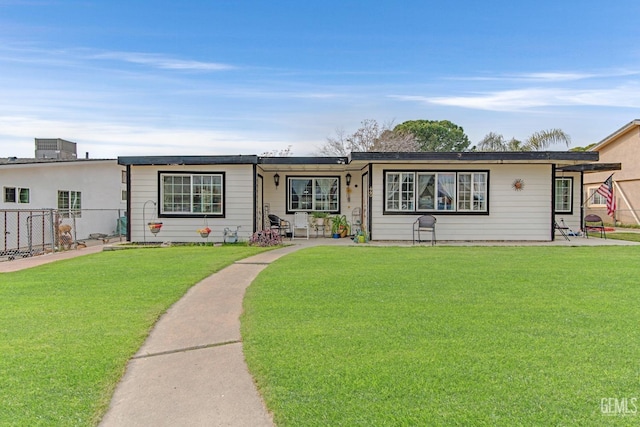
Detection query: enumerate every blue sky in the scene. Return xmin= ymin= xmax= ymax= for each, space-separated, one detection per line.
xmin=1 ymin=0 xmax=639 ymax=158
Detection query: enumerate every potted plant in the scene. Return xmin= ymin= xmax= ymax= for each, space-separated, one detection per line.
xmin=197 ymin=226 xmax=211 ymax=238
xmin=330 ymin=215 xmax=349 ymax=238
xmin=311 ymin=211 xmax=329 ymax=228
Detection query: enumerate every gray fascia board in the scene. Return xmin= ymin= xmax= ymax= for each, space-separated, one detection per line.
xmin=118 ymin=155 xmax=258 ymax=166
xmin=348 ymin=151 xmax=599 ymax=162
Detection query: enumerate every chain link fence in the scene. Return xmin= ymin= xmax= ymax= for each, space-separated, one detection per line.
xmin=1 ymin=209 xmax=126 ymax=262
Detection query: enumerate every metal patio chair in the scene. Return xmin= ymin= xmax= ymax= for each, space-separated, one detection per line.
xmin=412 ymin=215 xmax=437 ymax=245
xmin=584 ymin=214 xmax=606 ymax=239
xmin=268 ymin=214 xmax=291 ymax=239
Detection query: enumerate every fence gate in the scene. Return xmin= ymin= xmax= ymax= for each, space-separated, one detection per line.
xmin=1 ymin=209 xmax=56 ymax=261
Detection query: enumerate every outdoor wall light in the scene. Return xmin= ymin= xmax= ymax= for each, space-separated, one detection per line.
xmin=274 ymin=173 xmax=280 ymax=189
xmin=346 ymin=173 xmax=352 ymax=186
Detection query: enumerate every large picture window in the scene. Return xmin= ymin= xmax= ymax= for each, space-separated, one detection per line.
xmin=385 ymin=170 xmax=489 ymax=214
xmin=554 ymin=177 xmax=573 ymax=213
xmin=288 ymin=177 xmax=339 ymax=212
xmin=161 ymin=172 xmax=224 ymax=216
xmin=58 ymin=190 xmax=81 ymax=217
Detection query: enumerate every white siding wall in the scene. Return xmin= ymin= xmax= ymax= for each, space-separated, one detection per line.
xmin=129 ymin=164 xmax=255 ymax=243
xmin=370 ymin=164 xmax=554 ymax=241
xmin=0 ymin=160 xmax=125 ymax=238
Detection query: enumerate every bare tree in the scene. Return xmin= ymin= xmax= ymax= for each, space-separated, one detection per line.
xmin=260 ymin=145 xmax=293 ymax=157
xmin=315 ymin=119 xmax=417 ymax=156
xmin=371 ymin=129 xmax=419 ymax=152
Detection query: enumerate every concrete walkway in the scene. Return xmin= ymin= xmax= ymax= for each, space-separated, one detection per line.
xmin=98 ymin=245 xmax=307 ymax=427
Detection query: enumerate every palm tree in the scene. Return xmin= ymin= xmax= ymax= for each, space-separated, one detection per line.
xmin=476 ymin=129 xmax=571 ymax=151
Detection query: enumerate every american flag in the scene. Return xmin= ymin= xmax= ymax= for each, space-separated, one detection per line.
xmin=596 ymin=174 xmax=616 ymax=217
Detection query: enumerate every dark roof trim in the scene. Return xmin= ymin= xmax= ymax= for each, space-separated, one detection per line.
xmin=118 ymin=155 xmax=259 ymax=166
xmin=348 ymin=151 xmax=599 ymax=162
xmin=118 ymin=151 xmax=599 ymax=167
xmin=0 ymin=158 xmax=115 ymax=166
xmin=258 ymin=156 xmax=348 ymax=165
xmin=556 ymin=162 xmax=622 ymax=172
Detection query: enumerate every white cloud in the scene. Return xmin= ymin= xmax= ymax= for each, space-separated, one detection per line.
xmin=447 ymin=69 xmax=640 ymax=83
xmin=391 ymin=85 xmax=640 ymax=112
xmin=90 ymin=51 xmax=236 ymax=71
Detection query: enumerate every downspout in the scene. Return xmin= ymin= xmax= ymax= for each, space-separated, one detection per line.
xmin=126 ymin=165 xmax=132 ymax=241
xmin=551 ymin=165 xmax=556 ymax=241
xmin=367 ymin=163 xmax=373 ymax=240
xmin=580 ymin=171 xmax=585 ymax=232
xmin=253 ymin=164 xmax=257 ymax=234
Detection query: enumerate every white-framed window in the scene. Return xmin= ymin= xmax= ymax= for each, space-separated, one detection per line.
xmin=287 ymin=177 xmax=339 ymax=212
xmin=4 ymin=187 xmax=30 ymax=204
xmin=385 ymin=170 xmax=489 ymax=214
xmin=386 ymin=172 xmax=414 ymax=211
xmin=160 ymin=172 xmax=224 ymax=216
xmin=554 ymin=177 xmax=573 ymax=213
xmin=458 ymin=172 xmax=487 ymax=212
xmin=58 ymin=190 xmax=81 ymax=217
xmin=587 ymin=186 xmax=607 ymax=206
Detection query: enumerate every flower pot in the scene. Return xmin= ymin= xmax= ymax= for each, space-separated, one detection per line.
xmin=358 ymin=235 xmax=365 ymax=243
xmin=332 ymin=233 xmax=340 ymax=239
xmin=200 ymin=232 xmax=210 ymax=238
xmin=148 ymin=222 xmax=163 ymax=235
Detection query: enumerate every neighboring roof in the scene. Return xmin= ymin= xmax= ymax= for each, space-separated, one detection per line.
xmin=118 ymin=155 xmax=259 ymax=166
xmin=0 ymin=157 xmax=116 ymax=166
xmin=590 ymin=119 xmax=640 ymax=152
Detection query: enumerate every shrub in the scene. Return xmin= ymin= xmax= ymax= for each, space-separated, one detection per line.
xmin=249 ymin=229 xmax=283 ymax=247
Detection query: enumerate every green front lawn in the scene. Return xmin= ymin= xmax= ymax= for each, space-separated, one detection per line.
xmin=0 ymin=245 xmax=269 ymax=426
xmin=605 ymin=232 xmax=640 ymax=242
xmin=242 ymin=246 xmax=640 ymax=426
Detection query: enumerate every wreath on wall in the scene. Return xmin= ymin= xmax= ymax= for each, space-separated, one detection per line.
xmin=512 ymin=178 xmax=525 ymax=191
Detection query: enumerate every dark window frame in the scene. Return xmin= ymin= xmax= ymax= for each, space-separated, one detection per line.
xmin=383 ymin=169 xmax=490 ymax=215
xmin=285 ymin=175 xmax=341 ymax=214
xmin=158 ymin=171 xmax=226 ymax=218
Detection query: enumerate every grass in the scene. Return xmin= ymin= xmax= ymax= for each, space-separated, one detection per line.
xmin=242 ymin=246 xmax=640 ymax=426
xmin=0 ymin=245 xmax=270 ymax=426
xmin=604 ymin=232 xmax=640 ymax=242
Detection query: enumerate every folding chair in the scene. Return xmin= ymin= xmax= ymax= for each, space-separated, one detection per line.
xmin=584 ymin=214 xmax=606 ymax=239
xmin=554 ymin=220 xmax=570 ymax=241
